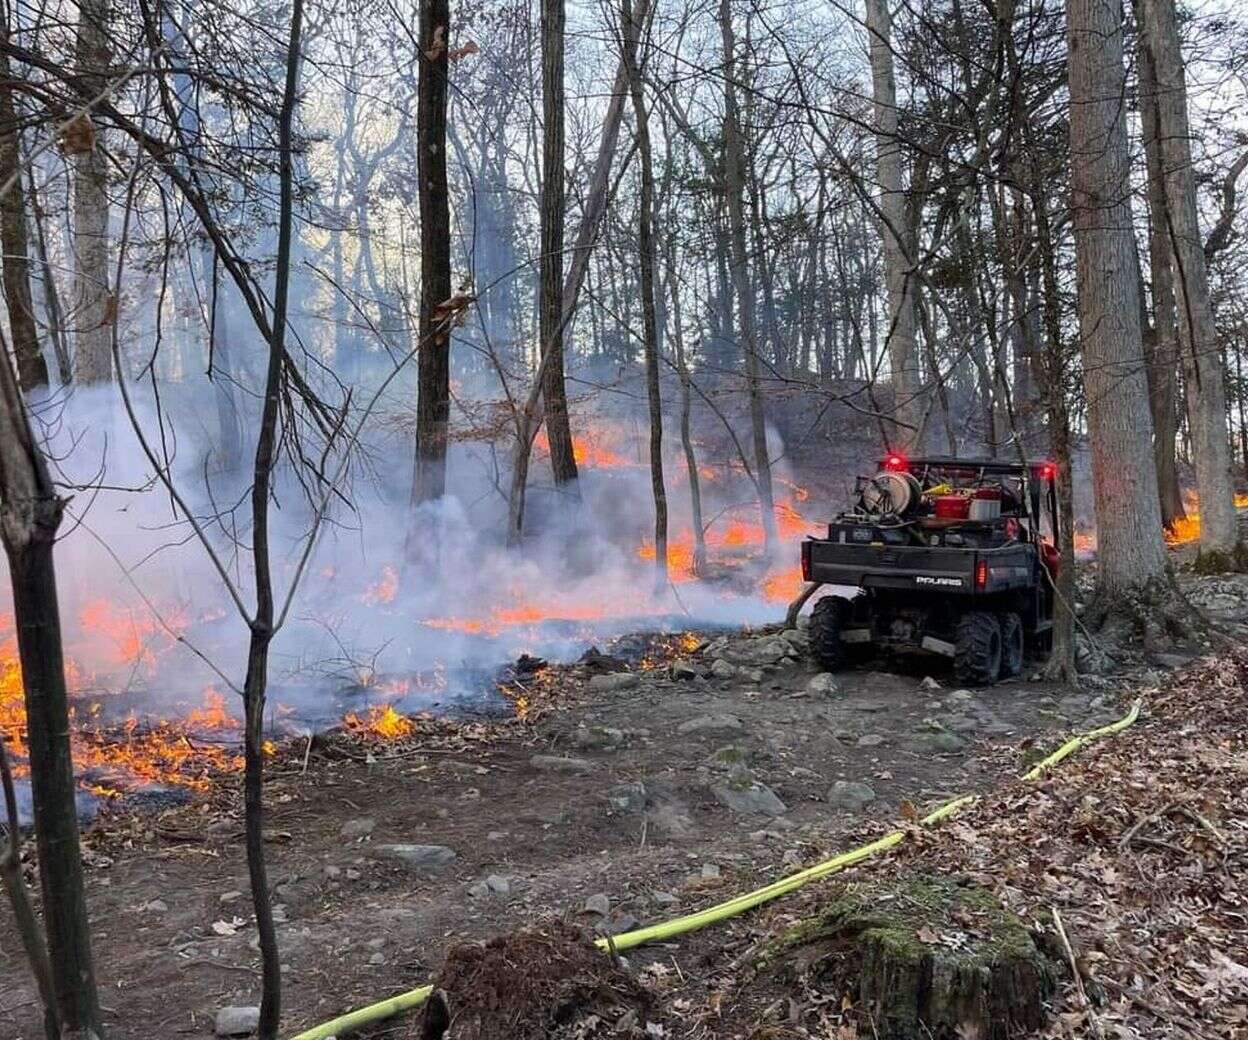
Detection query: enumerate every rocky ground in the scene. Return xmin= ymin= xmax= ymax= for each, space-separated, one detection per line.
xmin=1 ymin=568 xmax=1246 ymax=1039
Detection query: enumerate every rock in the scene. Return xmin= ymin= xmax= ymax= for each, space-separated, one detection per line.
xmin=485 ymin=874 xmax=511 ymax=895
xmin=670 ymin=659 xmax=704 ymax=681
xmin=584 ymin=892 xmax=611 ymax=916
xmin=701 ymin=863 xmax=721 ymax=879
xmin=606 ymin=781 xmax=648 ymax=813
xmin=919 ymin=676 xmax=942 ymax=691
xmin=651 ymin=891 xmax=678 ymax=906
xmin=609 ymin=913 xmax=641 ymax=935
xmin=370 ymin=844 xmax=457 ymax=872
xmin=573 ymin=725 xmax=627 ymax=750
xmin=857 ymin=733 xmax=886 ymax=747
xmin=529 ymin=754 xmax=596 ymax=775
xmin=215 ymin=1006 xmax=261 ymax=1037
xmin=468 ymin=880 xmax=490 ymax=898
xmin=741 ymin=667 xmax=765 ymax=683
xmin=142 ymin=899 xmax=168 ymax=913
xmin=781 ymin=628 xmax=809 ymax=648
xmin=946 ymin=688 xmax=975 ymax=704
xmin=712 ymin=781 xmax=788 ymax=816
xmin=579 ymin=647 xmax=630 ymax=673
xmin=677 ymin=713 xmax=744 ymax=736
xmin=827 ymin=781 xmax=876 ymax=812
xmin=710 ymin=658 xmax=738 ymax=679
xmin=369 ymin=951 xmax=386 ymax=965
xmin=754 ymin=640 xmax=791 ymax=663
xmin=922 ymin=731 xmax=968 ymax=754
xmin=588 ymin=671 xmax=639 ymax=692
xmin=806 ymin=673 xmax=840 ymax=697
xmin=339 ymin=817 xmax=375 ymax=840
xmin=219 ymin=890 xmax=243 ymax=902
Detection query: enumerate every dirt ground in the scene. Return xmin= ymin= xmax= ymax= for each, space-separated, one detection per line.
xmin=1 ymin=612 xmax=1162 ymax=1040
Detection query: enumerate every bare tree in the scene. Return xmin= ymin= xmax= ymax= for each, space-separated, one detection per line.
xmin=1140 ymin=0 xmax=1240 ymax=559
xmin=539 ymin=0 xmax=579 ymax=489
xmin=70 ymin=0 xmax=112 ymax=385
xmin=1065 ymin=0 xmax=1168 ymax=604
xmin=621 ymin=0 xmax=666 ymax=588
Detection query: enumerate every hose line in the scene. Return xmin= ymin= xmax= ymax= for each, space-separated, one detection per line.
xmin=285 ymin=698 xmax=1142 ymax=1040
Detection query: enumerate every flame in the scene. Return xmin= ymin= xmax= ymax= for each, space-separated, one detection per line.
xmin=342 ymin=703 xmax=415 ymax=739
xmin=1163 ymin=492 xmax=1248 ymax=546
xmin=361 ymin=565 xmax=399 ymax=605
xmin=534 ymin=428 xmax=632 ymax=470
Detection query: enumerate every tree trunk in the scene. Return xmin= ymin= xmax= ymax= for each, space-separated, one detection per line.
xmin=1141 ymin=0 xmax=1239 ymax=556
xmin=717 ymin=0 xmax=778 ymax=551
xmin=0 ymin=339 xmax=103 ymax=1038
xmin=71 ymin=0 xmax=112 ymax=385
xmin=539 ymin=0 xmax=578 ymax=489
xmin=865 ymin=0 xmax=922 ymax=453
xmin=665 ymin=236 xmax=707 ymax=573
xmin=411 ymin=0 xmax=452 ymax=507
xmin=621 ymin=0 xmax=666 ymax=590
xmin=0 ymin=51 xmax=47 ymax=392
xmin=1066 ymin=0 xmax=1168 ymax=600
xmin=1134 ymin=0 xmax=1188 ymax=528
xmin=25 ymin=164 xmax=72 ymax=385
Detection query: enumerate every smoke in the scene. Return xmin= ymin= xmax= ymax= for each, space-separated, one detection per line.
xmin=3 ymin=358 xmax=803 ymax=734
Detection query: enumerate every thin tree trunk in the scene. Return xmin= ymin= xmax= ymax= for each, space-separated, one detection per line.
xmin=621 ymin=0 xmax=666 ymax=589
xmin=25 ymin=164 xmax=71 ymax=385
xmin=411 ymin=0 xmax=452 ymax=508
xmin=717 ymin=0 xmax=778 ymax=551
xmin=865 ymin=0 xmax=922 ymax=452
xmin=0 ymin=339 xmax=103 ymax=1037
xmin=1134 ymin=0 xmax=1187 ymax=528
xmin=71 ymin=0 xmax=112 ymax=385
xmin=539 ymin=0 xmax=578 ymax=489
xmin=0 ymin=47 xmax=47 ymax=392
xmin=1141 ymin=0 xmax=1239 ymax=554
xmin=665 ymin=236 xmax=707 ymax=573
xmin=244 ymin=3 xmax=304 ymax=1036
xmin=1066 ymin=0 xmax=1168 ymax=600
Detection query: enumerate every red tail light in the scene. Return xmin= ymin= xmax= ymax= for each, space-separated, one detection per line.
xmin=975 ymin=559 xmax=988 ymax=590
xmin=1036 ymin=460 xmax=1057 ymax=480
xmin=801 ymin=540 xmax=812 ymax=582
xmin=883 ymin=453 xmax=908 ymax=472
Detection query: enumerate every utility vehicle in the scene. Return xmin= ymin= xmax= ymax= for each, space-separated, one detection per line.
xmin=799 ymin=455 xmax=1061 ymax=685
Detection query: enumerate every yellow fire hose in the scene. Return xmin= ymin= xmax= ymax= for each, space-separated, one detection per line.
xmin=286 ymin=698 xmax=1142 ymax=1040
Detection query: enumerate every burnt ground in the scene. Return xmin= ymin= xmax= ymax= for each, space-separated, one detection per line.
xmin=2 ymin=569 xmax=1246 ymax=1040
xmin=0 ymin=641 xmax=1144 ymax=1037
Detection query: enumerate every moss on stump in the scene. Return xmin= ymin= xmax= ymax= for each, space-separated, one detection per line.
xmin=766 ymin=875 xmax=1054 ymax=1040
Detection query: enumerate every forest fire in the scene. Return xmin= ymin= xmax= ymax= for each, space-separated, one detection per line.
xmin=1163 ymin=492 xmax=1248 ymax=545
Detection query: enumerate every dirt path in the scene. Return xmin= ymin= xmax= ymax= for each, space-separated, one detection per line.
xmin=2 ymin=617 xmax=1150 ymax=1040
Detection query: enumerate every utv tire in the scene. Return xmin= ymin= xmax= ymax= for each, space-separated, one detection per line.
xmin=954 ymin=611 xmax=1002 ymax=686
xmin=1000 ymin=612 xmax=1024 ymax=679
xmin=809 ymin=596 xmax=854 ymax=671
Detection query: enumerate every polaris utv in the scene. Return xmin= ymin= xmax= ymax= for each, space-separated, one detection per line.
xmin=799 ymin=455 xmax=1061 ymax=685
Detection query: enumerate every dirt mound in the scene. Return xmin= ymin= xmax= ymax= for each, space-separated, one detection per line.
xmin=419 ymin=920 xmax=654 ymax=1039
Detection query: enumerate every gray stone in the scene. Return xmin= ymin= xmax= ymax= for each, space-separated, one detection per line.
xmin=215 ymin=1006 xmax=261 ymax=1037
xmin=651 ymin=891 xmax=678 ymax=906
xmin=584 ymin=892 xmax=611 ymax=916
xmin=712 ymin=781 xmax=787 ymax=816
xmin=609 ymin=913 xmax=641 ymax=935
xmin=670 ymin=660 xmax=703 ymax=681
xmin=468 ymin=880 xmax=490 ymax=898
xmin=573 ymin=725 xmax=626 ymax=750
xmin=857 ymin=733 xmax=886 ymax=747
xmin=741 ymin=667 xmax=765 ymax=683
xmin=919 ymin=676 xmax=942 ymax=691
xmin=588 ymin=671 xmax=639 ymax=693
xmin=606 ymin=781 xmax=648 ymax=813
xmin=529 ymin=755 xmax=596 ymax=775
xmin=370 ymin=844 xmax=457 ymax=872
xmin=700 ymin=862 xmax=721 ymax=879
xmin=486 ymin=874 xmax=511 ymax=895
xmin=339 ymin=817 xmax=375 ymax=840
xmin=827 ymin=781 xmax=876 ymax=812
xmin=142 ymin=899 xmax=168 ymax=914
xmin=805 ymin=673 xmax=840 ymax=697
xmin=923 ymin=731 xmax=969 ymax=754
xmin=946 ymin=688 xmax=975 ymax=704
xmin=369 ymin=951 xmax=386 ymax=965
xmin=710 ymin=658 xmax=738 ymax=679
xmin=677 ymin=713 xmax=744 ymax=736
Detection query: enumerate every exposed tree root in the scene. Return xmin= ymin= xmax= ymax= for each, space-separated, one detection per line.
xmin=1192 ymin=541 xmax=1248 ymax=576
xmin=1083 ymin=573 xmax=1227 ymax=660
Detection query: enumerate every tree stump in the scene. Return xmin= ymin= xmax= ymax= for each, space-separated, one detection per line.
xmin=765 ymin=875 xmax=1054 ymax=1040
